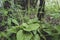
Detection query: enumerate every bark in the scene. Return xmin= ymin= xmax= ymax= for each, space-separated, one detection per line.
xmin=37 ymin=0 xmax=45 ymax=21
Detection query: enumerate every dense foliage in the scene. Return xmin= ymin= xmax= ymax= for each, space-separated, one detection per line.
xmin=0 ymin=0 xmax=60 ymax=40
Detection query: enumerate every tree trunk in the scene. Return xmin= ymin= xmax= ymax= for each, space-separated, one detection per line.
xmin=37 ymin=0 xmax=45 ymax=21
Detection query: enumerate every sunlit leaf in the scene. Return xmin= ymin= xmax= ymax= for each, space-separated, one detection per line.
xmin=23 ymin=23 xmax=40 ymax=31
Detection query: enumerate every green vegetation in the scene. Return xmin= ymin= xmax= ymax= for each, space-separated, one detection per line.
xmin=0 ymin=0 xmax=60 ymax=40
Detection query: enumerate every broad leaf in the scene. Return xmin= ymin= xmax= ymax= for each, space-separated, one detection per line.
xmin=23 ymin=23 xmax=40 ymax=31
xmin=17 ymin=30 xmax=33 ymax=40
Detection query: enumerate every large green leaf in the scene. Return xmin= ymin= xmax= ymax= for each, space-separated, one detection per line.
xmin=17 ymin=30 xmax=33 ymax=40
xmin=21 ymin=23 xmax=40 ymax=31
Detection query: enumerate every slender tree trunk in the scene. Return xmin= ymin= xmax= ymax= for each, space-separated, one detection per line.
xmin=37 ymin=0 xmax=45 ymax=21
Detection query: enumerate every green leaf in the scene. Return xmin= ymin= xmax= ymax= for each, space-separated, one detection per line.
xmin=17 ymin=30 xmax=33 ymax=40
xmin=2 ymin=10 xmax=8 ymax=16
xmin=27 ymin=18 xmax=38 ymax=24
xmin=54 ymin=25 xmax=60 ymax=33
xmin=31 ymin=34 xmax=40 ymax=40
xmin=7 ymin=18 xmax=11 ymax=26
xmin=12 ymin=18 xmax=19 ymax=26
xmin=43 ymin=29 xmax=52 ymax=35
xmin=23 ymin=23 xmax=40 ymax=31
xmin=22 ymin=23 xmax=29 ymax=28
